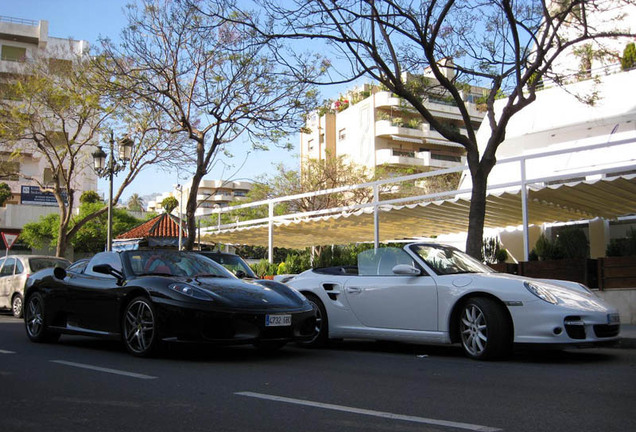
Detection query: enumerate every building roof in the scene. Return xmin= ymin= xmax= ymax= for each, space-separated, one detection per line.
xmin=116 ymin=213 xmax=187 ymax=240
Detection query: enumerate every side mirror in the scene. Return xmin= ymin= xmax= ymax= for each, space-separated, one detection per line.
xmin=235 ymin=270 xmax=247 ymax=279
xmin=93 ymin=264 xmax=125 ymax=283
xmin=53 ymin=267 xmax=67 ymax=280
xmin=392 ymin=264 xmax=421 ymax=276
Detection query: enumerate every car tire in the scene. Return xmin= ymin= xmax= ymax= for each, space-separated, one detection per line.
xmin=122 ymin=297 xmax=160 ymax=357
xmin=459 ymin=297 xmax=511 ymax=360
xmin=24 ymin=292 xmax=60 ymax=343
xmin=12 ymin=293 xmax=23 ymax=318
xmin=298 ymin=293 xmax=329 ymax=348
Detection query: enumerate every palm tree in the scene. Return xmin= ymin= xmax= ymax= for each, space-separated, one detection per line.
xmin=127 ymin=193 xmax=145 ymax=212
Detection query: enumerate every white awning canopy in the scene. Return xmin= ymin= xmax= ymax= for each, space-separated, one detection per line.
xmin=201 ymin=175 xmax=636 ymax=249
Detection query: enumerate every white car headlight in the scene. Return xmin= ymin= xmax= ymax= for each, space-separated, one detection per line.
xmin=523 ymin=281 xmax=558 ymax=305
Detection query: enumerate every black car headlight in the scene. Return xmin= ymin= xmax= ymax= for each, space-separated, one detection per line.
xmin=169 ymin=283 xmax=214 ymax=301
xmin=523 ymin=281 xmax=558 ymax=305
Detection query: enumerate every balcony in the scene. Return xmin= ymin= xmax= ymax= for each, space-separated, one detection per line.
xmin=375 ymin=120 xmax=428 ymax=141
xmin=374 ymin=91 xmax=403 ymax=109
xmin=376 ymin=149 xmax=465 ymax=169
xmin=197 ymin=193 xmax=233 ymax=203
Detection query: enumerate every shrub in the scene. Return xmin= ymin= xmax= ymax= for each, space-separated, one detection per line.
xmin=621 ymin=42 xmax=636 ymax=71
xmin=534 ymin=234 xmax=564 ymax=260
xmin=555 ymin=226 xmax=588 ymax=259
xmin=606 ymin=228 xmax=636 ymax=257
xmin=482 ymin=237 xmax=505 ymax=264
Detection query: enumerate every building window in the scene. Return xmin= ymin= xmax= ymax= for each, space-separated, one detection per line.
xmin=43 ymin=168 xmax=55 ymax=185
xmin=0 ymin=160 xmax=19 ymax=181
xmin=338 ymin=128 xmax=346 ymax=141
xmin=1 ymin=45 xmax=27 ymax=62
xmin=431 ymin=153 xmax=461 ymax=162
xmin=233 ymin=190 xmax=247 ymax=197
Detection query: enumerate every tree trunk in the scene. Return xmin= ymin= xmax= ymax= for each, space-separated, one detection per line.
xmin=183 ymin=169 xmax=205 ymax=251
xmin=55 ymin=219 xmax=69 ymax=258
xmin=465 ymin=169 xmax=489 ymax=259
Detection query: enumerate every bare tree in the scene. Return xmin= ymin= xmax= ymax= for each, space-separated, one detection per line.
xmin=0 ymin=45 xmax=182 ymax=256
xmin=97 ymin=0 xmax=323 ymax=250
xmin=235 ymin=0 xmax=636 ymax=258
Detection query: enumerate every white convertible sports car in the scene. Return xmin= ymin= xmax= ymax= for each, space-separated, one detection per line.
xmin=287 ymin=243 xmax=621 ymax=360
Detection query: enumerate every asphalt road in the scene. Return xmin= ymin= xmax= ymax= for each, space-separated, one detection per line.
xmin=1 ymin=313 xmax=634 ymax=432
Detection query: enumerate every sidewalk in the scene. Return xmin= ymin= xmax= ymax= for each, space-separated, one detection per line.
xmin=619 ymin=324 xmax=636 ymax=349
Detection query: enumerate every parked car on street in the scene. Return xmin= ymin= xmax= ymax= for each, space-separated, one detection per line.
xmin=0 ymin=255 xmax=70 ymax=318
xmin=287 ymin=243 xmax=621 ymax=360
xmin=23 ymin=250 xmax=316 ymax=356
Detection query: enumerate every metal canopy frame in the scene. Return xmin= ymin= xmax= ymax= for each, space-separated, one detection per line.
xmin=200 ymin=138 xmax=636 ymax=262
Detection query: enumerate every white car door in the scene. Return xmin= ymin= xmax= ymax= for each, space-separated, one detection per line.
xmin=0 ymin=257 xmax=16 ymax=308
xmin=0 ymin=258 xmax=7 ymax=308
xmin=343 ymin=248 xmax=438 ymax=331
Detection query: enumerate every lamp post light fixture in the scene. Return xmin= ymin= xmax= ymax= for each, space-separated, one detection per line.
xmin=92 ymin=131 xmax=133 ymax=252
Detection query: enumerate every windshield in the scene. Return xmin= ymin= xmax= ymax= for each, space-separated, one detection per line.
xmin=200 ymin=253 xmax=257 ymax=278
xmin=124 ymin=251 xmax=235 ymax=279
xmin=29 ymin=258 xmax=70 ymax=272
xmin=409 ymin=244 xmax=493 ymax=275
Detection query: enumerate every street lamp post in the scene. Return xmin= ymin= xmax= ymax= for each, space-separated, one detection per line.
xmin=92 ymin=131 xmax=133 ymax=252
xmin=175 ymin=183 xmax=184 ymax=250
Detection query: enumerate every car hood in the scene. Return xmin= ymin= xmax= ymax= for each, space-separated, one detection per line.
xmin=188 ymin=276 xmax=307 ymax=310
xmin=444 ymin=272 xmax=612 ymax=312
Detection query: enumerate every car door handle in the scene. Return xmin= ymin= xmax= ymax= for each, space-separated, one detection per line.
xmin=346 ymin=286 xmax=362 ymax=294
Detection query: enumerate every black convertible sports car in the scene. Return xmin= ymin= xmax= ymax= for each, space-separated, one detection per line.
xmin=23 ymin=250 xmax=316 ymax=356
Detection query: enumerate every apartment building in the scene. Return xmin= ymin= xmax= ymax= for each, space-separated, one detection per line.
xmin=146 ymin=179 xmax=253 ymax=217
xmin=0 ymin=16 xmax=96 ymax=234
xmin=300 ymin=66 xmax=487 ymax=175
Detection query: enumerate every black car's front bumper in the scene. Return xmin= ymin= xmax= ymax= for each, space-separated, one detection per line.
xmin=153 ymin=299 xmax=316 ymax=345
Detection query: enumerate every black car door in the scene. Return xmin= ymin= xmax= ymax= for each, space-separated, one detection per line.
xmin=65 ymin=252 xmax=124 ymax=334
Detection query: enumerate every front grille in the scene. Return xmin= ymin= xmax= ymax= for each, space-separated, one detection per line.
xmin=564 ymin=317 xmax=586 ymax=340
xmin=593 ymin=324 xmax=620 ymax=338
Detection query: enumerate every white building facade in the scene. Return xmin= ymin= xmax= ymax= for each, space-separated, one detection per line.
xmin=0 ymin=16 xmax=96 ymax=236
xmin=146 ymin=179 xmax=253 ymax=218
xmin=300 ymin=78 xmax=487 ymax=175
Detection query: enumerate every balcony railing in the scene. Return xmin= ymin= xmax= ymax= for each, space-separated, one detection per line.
xmin=376 ymin=148 xmax=466 ymax=169
xmin=0 ymin=16 xmax=38 ymax=26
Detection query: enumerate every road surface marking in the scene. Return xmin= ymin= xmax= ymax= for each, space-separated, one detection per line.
xmin=50 ymin=360 xmax=157 ymax=380
xmin=236 ymin=391 xmax=502 ymax=432
xmin=0 ymin=349 xmax=15 ymax=354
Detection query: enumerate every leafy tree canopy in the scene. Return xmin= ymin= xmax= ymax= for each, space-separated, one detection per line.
xmin=161 ymin=196 xmax=179 ymax=214
xmin=0 ymin=182 xmax=12 ymax=207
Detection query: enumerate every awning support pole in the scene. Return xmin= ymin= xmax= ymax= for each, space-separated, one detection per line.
xmin=373 ymin=185 xmax=379 ymax=250
xmin=520 ymin=158 xmax=530 ymax=261
xmin=268 ymin=201 xmax=274 ymax=263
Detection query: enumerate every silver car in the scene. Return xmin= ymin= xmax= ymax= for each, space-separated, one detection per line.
xmin=0 ymin=255 xmax=70 ymax=318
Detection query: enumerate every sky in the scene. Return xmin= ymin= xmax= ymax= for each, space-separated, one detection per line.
xmin=1 ymin=0 xmax=342 ymax=202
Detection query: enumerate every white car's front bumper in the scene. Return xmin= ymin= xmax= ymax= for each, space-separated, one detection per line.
xmin=508 ymin=300 xmax=620 ymax=346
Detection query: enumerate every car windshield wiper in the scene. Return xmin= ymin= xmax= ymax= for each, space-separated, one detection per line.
xmin=194 ymin=273 xmax=227 ymax=278
xmin=136 ymin=272 xmax=174 ymax=277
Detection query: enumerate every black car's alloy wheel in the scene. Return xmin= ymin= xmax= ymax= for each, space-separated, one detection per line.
xmin=25 ymin=292 xmax=60 ymax=343
xmin=123 ymin=297 xmax=159 ymax=357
